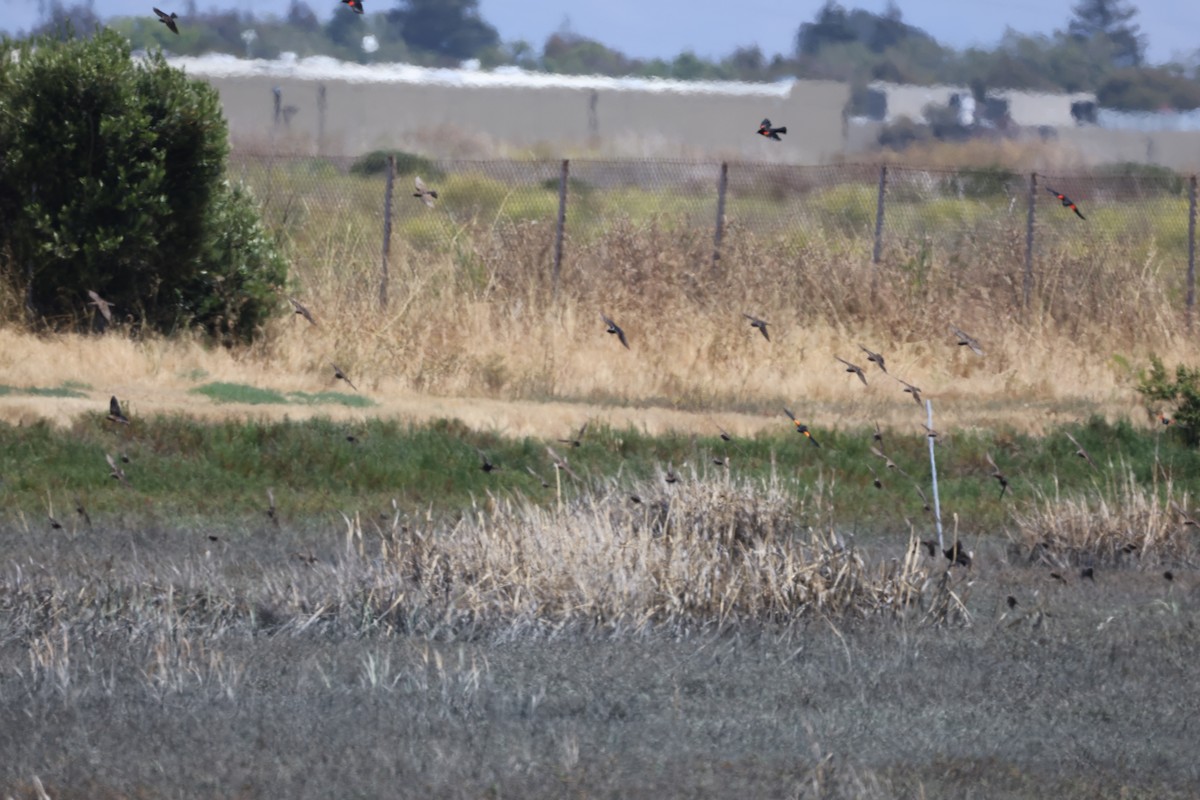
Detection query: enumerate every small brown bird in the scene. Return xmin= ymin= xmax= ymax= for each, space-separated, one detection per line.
xmin=601 ymin=313 xmax=630 ymax=349
xmin=713 ymin=455 xmax=729 ymax=468
xmin=921 ymin=423 xmax=940 ymax=439
xmin=783 ymin=408 xmax=820 ymax=448
xmin=558 ymin=422 xmax=588 ymax=448
xmin=525 ymin=465 xmax=552 ymax=488
xmin=873 ymin=421 xmax=884 ymax=445
xmin=341 ymin=0 xmax=363 ymax=12
xmin=107 ymin=396 xmax=130 ymax=425
xmin=545 ymin=446 xmax=581 ymax=481
xmin=950 ymin=326 xmax=984 ymax=356
xmin=413 ymin=176 xmax=438 ymax=207
xmin=1065 ymin=432 xmax=1096 ymax=469
xmin=858 ymin=345 xmax=887 ymax=373
xmin=665 ymin=464 xmax=679 ymax=484
xmin=478 ymin=449 xmax=498 ymax=473
xmin=912 ymin=482 xmax=932 ymax=512
xmin=288 ymin=297 xmax=317 ymax=325
xmin=834 ymin=356 xmax=868 ymax=386
xmin=87 ymin=290 xmax=114 ymax=323
xmin=870 ymin=446 xmax=899 ymax=472
xmin=105 ymin=453 xmax=130 ymax=486
xmin=742 ymin=313 xmax=770 ymax=341
xmin=1170 ymin=501 xmax=1198 ymax=527
xmin=895 ymin=376 xmax=922 ymax=405
xmin=331 ymin=363 xmax=357 ymax=391
xmin=153 ymin=7 xmax=179 ymax=33
xmin=985 ymin=451 xmax=1009 ymax=498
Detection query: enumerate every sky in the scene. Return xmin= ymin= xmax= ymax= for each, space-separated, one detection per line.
xmin=2 ymin=0 xmax=1198 ymax=66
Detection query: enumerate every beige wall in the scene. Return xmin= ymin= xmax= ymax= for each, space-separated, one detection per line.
xmin=193 ymin=73 xmax=849 ymax=163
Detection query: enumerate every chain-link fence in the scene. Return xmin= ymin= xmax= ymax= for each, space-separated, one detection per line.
xmin=227 ymin=153 xmax=1199 ymax=322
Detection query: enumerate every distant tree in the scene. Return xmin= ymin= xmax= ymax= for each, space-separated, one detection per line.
xmin=387 ymin=0 xmax=498 ymax=61
xmin=1098 ymin=67 xmax=1200 ymax=111
xmin=324 ymin=6 xmax=365 ymax=51
xmin=1067 ymin=0 xmax=1143 ymax=68
xmin=541 ymin=33 xmax=633 ymax=76
xmin=286 ymin=0 xmax=320 ymax=34
xmin=724 ymin=45 xmax=766 ymax=81
xmin=31 ymin=1 xmax=101 ymax=39
xmin=797 ymin=2 xmax=858 ymax=56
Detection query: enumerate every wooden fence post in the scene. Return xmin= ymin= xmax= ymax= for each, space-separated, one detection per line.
xmin=1188 ymin=174 xmax=1197 ymax=333
xmin=552 ymin=159 xmax=569 ymax=299
xmin=712 ymin=161 xmax=729 ymax=268
xmin=872 ymin=165 xmax=887 ymax=264
xmin=1024 ymin=171 xmax=1038 ymax=313
xmin=379 ymin=154 xmax=395 ymax=310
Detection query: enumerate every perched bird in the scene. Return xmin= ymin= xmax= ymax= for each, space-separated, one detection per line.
xmin=87 ymin=290 xmax=114 ymax=323
xmin=895 ymin=376 xmax=923 ymax=405
xmin=477 ymin=449 xmax=498 ymax=473
xmin=858 ymin=345 xmax=887 ymax=373
xmin=742 ymin=313 xmax=770 ymax=341
xmin=834 ymin=356 xmax=868 ymax=386
xmin=601 ymin=313 xmax=630 ymax=349
xmin=107 ymin=396 xmax=130 ymax=425
xmin=153 ymin=7 xmax=179 ymax=33
xmin=558 ymin=422 xmax=588 ymax=448
xmin=950 ymin=326 xmax=984 ymax=356
xmin=1065 ymin=432 xmax=1096 ymax=469
xmin=288 ymin=297 xmax=317 ymax=325
xmin=756 ymin=118 xmax=787 ymax=141
xmin=331 ymin=363 xmax=357 ymax=391
xmin=985 ymin=451 xmax=1009 ymax=498
xmin=1045 ymin=186 xmax=1086 ymax=220
xmin=783 ymin=408 xmax=820 ymax=448
xmin=105 ymin=453 xmax=130 ymax=486
xmin=413 ymin=175 xmax=437 ymax=207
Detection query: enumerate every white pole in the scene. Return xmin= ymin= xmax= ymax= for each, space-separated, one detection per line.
xmin=926 ymin=399 xmax=944 ymax=551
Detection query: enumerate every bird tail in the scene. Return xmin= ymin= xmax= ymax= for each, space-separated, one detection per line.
xmin=776 ymin=127 xmax=787 ymax=135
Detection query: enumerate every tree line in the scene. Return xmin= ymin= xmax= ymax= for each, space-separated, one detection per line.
xmin=24 ymin=0 xmax=1200 ymax=112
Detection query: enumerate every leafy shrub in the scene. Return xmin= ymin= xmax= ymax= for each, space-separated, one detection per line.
xmin=349 ymin=149 xmax=445 ymax=181
xmin=0 ymin=30 xmax=285 ymax=343
xmin=939 ymin=165 xmax=1019 ymax=199
xmin=1137 ymin=355 xmax=1200 ymax=446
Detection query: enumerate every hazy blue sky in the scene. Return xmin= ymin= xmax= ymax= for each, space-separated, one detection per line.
xmin=2 ymin=0 xmax=1197 ymax=65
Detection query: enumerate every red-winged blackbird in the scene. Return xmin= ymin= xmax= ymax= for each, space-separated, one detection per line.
xmin=1159 ymin=411 xmax=1173 ymax=426
xmin=153 ymin=7 xmax=179 ymax=33
xmin=107 ymin=396 xmax=130 ymax=425
xmin=331 ymin=363 xmax=358 ymax=391
xmin=950 ymin=325 xmax=983 ymax=356
xmin=478 ymin=449 xmax=498 ymax=473
xmin=342 ymin=0 xmax=363 ymax=13
xmin=413 ymin=176 xmax=437 ymax=206
xmin=783 ymin=408 xmax=820 ymax=448
xmin=757 ymin=118 xmax=787 ymax=141
xmin=601 ymin=313 xmax=630 ymax=349
xmin=559 ymin=422 xmax=588 ymax=448
xmin=834 ymin=356 xmax=868 ymax=386
xmin=1045 ymin=186 xmax=1086 ymax=220
xmin=743 ymin=313 xmax=770 ymax=341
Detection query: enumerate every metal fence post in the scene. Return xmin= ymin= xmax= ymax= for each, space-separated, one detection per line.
xmin=552 ymin=159 xmax=569 ymax=299
xmin=1188 ymin=174 xmax=1197 ymax=333
xmin=1024 ymin=171 xmax=1037 ymax=313
xmin=872 ymin=165 xmax=887 ymax=264
xmin=712 ymin=161 xmax=729 ymax=268
xmin=379 ymin=154 xmax=395 ymax=310
xmin=316 ymin=84 xmax=326 ymax=157
xmin=926 ymin=399 xmax=943 ymax=552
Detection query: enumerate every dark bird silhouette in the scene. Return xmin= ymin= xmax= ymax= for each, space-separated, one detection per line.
xmin=331 ymin=363 xmax=357 ymax=391
xmin=413 ymin=175 xmax=437 ymax=207
xmin=743 ymin=313 xmax=770 ymax=341
xmin=895 ymin=376 xmax=923 ymax=405
xmin=834 ymin=356 xmax=868 ymax=386
xmin=858 ymin=344 xmax=887 ymax=373
xmin=783 ymin=408 xmax=820 ymax=447
xmin=1006 ymin=595 xmax=1018 ymax=609
xmin=478 ymin=449 xmax=498 ymax=473
xmin=107 ymin=396 xmax=130 ymax=425
xmin=716 ymin=425 xmax=733 ymax=443
xmin=921 ymin=539 xmax=970 ymax=567
xmin=1158 ymin=411 xmax=1173 ymax=427
xmin=341 ymin=0 xmax=363 ymax=11
xmin=756 ymin=118 xmax=787 ymax=141
xmin=1065 ymin=432 xmax=1096 ymax=469
xmin=868 ymin=465 xmax=883 ymax=490
xmin=48 ymin=515 xmax=63 ymax=530
xmin=1045 ymin=186 xmax=1086 ymax=220
xmin=153 ymin=7 xmax=179 ymax=33
xmin=559 ymin=422 xmax=588 ymax=448
xmin=289 ymin=297 xmax=317 ymax=325
xmin=1081 ymin=566 xmax=1095 ymax=581
xmin=75 ymin=497 xmax=91 ymax=528
xmin=950 ymin=325 xmax=984 ymax=356
xmin=873 ymin=421 xmax=884 ymax=446
xmin=985 ymin=451 xmax=1009 ymax=498
xmin=601 ymin=312 xmax=630 ymax=349
xmin=1050 ymin=571 xmax=1067 ymax=584
xmin=1164 ymin=570 xmax=1175 ymax=582
xmin=87 ymin=290 xmax=114 ymax=323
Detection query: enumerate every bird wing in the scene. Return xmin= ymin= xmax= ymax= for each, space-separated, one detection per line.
xmin=415 ymin=176 xmax=428 ymax=193
xmin=153 ymin=7 xmax=169 ymax=19
xmin=783 ymin=407 xmax=798 ymax=422
xmin=985 ymin=451 xmax=999 ymax=471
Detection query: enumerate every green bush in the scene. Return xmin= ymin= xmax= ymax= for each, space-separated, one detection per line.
xmin=1137 ymin=355 xmax=1200 ymax=446
xmin=0 ymin=30 xmax=285 ymax=343
xmin=349 ymin=149 xmax=445 ymax=180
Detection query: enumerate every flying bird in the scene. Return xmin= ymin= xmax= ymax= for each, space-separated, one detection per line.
xmin=664 ymin=464 xmax=680 ymax=484
xmin=1045 ymin=186 xmax=1086 ymax=220
xmin=545 ymin=446 xmax=581 ymax=481
xmin=895 ymin=376 xmax=923 ymax=405
xmin=716 ymin=425 xmax=733 ymax=443
xmin=477 ymin=449 xmax=498 ymax=473
xmin=834 ymin=355 xmax=868 ymax=386
xmin=742 ymin=313 xmax=770 ymax=341
xmin=266 ymin=488 xmax=278 ymax=525
xmin=601 ymin=313 xmax=629 ymax=349
xmin=783 ymin=408 xmax=820 ymax=448
xmin=558 ymin=422 xmax=588 ymax=448
xmin=867 ymin=465 xmax=883 ymax=490
xmin=912 ymin=482 xmax=932 ymax=512
xmin=87 ymin=290 xmax=114 ymax=323
xmin=153 ymin=7 xmax=179 ymax=33
xmin=1065 ymin=432 xmax=1096 ymax=469
xmin=331 ymin=363 xmax=357 ymax=391
xmin=288 ymin=297 xmax=317 ymax=325
xmin=950 ymin=326 xmax=984 ymax=356
xmin=341 ymin=0 xmax=363 ymax=12
xmin=756 ymin=118 xmax=787 ymax=141
xmin=858 ymin=344 xmax=887 ymax=373
xmin=106 ymin=396 xmax=130 ymax=425
xmin=985 ymin=451 xmax=1009 ymax=498
xmin=75 ymin=497 xmax=92 ymax=528
xmin=873 ymin=421 xmax=884 ymax=445
xmin=413 ymin=176 xmax=438 ymax=207
xmin=106 ymin=453 xmax=130 ymax=486
xmin=525 ymin=466 xmax=551 ymax=489
xmin=870 ymin=446 xmax=900 ymax=472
